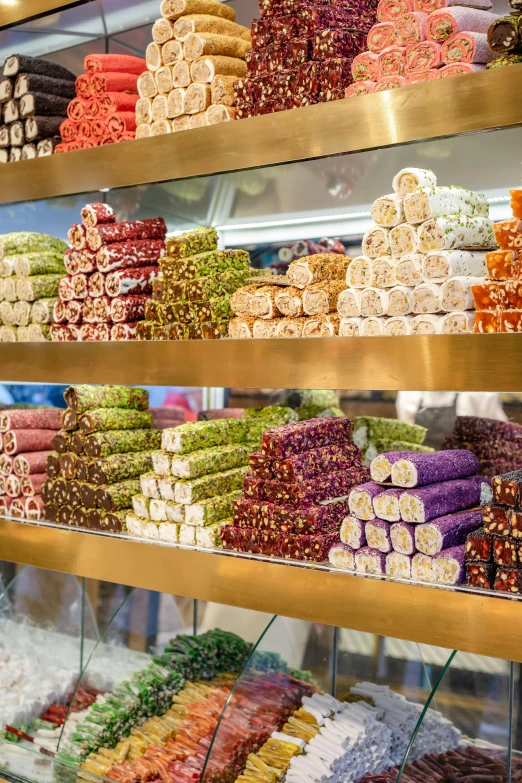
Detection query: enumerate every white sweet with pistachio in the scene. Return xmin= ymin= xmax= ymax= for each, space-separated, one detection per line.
xmin=392 ymin=167 xmax=437 ymax=198
xmin=347 ymin=256 xmax=372 ymax=288
xmin=441 ymin=276 xmax=485 ymax=312
xmin=384 ymin=315 xmax=413 ymax=336
xmin=372 ymin=194 xmax=405 ymax=228
xmin=404 ymin=186 xmax=488 ymax=224
xmin=422 ymin=250 xmax=487 ymax=283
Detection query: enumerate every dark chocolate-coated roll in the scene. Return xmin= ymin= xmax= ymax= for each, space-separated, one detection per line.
xmin=52 ymin=430 xmax=72 ymax=453
xmin=58 ymin=504 xmax=74 ymax=526
xmin=64 ymin=384 xmax=149 ymax=413
xmin=61 ymin=408 xmax=78 ymax=431
xmin=95 ymin=478 xmax=140 ymax=511
xmin=46 ymin=452 xmax=61 ymax=479
xmin=53 ymin=478 xmax=68 ymax=505
xmin=19 ymin=91 xmax=70 ymax=118
xmin=71 ymin=432 xmax=86 ymax=455
xmin=73 ymin=506 xmax=89 ymax=527
xmin=67 ymin=480 xmax=85 ymax=507
xmin=45 ymin=503 xmax=60 ymax=522
xmin=3 ymin=55 xmax=76 ymax=82
xmin=14 ymin=73 xmax=77 ymax=100
xmin=25 ymin=115 xmax=64 ymax=142
xmin=80 ymin=482 xmax=98 ymax=509
xmin=60 ymin=452 xmax=80 ymax=479
xmin=76 ymin=457 xmax=94 ymax=482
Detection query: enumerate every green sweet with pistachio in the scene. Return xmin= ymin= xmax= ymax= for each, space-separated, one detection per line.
xmin=175 ymin=466 xmax=249 ymax=504
xmin=96 ymin=479 xmax=141 ymax=511
xmin=78 ymin=408 xmax=153 ymax=435
xmin=171 ymin=443 xmax=253 ymax=479
xmin=84 ymin=428 xmax=162 ymax=457
xmin=162 ymin=418 xmax=247 ymax=454
xmin=65 ymin=384 xmax=149 ymax=414
xmin=0 ymin=232 xmax=68 ymax=260
xmin=166 ymin=227 xmax=218 ymax=259
xmin=89 ymin=451 xmax=155 ymax=485
xmin=160 ymin=249 xmax=250 ymax=281
xmin=14 ymin=252 xmax=65 ymax=277
xmin=185 ymin=489 xmax=242 ymax=526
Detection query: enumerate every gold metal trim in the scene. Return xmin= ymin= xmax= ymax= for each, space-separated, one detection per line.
xmin=0 ymin=68 xmax=521 ymax=203
xmin=0 ymin=334 xmax=520 ymax=390
xmin=0 ymin=518 xmax=520 ymax=661
xmin=0 ymin=0 xmax=92 ymax=28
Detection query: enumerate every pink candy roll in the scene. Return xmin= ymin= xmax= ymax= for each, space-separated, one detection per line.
xmin=377 ymin=45 xmax=406 ymax=77
xmin=340 ymin=515 xmax=367 ymax=549
xmin=0 ymin=476 xmax=5 ymax=496
xmin=10 ymin=498 xmax=25 ymax=518
xmin=110 ymin=322 xmax=138 ymax=341
xmin=68 ymin=223 xmax=86 ymax=250
xmin=88 ymin=271 xmax=106 ymax=298
xmin=368 ymin=22 xmax=396 ymax=52
xmin=441 ymin=31 xmax=495 ymax=63
xmin=374 ymin=75 xmax=405 ymax=90
xmin=53 ymin=301 xmax=68 ymax=323
xmin=373 ymin=488 xmax=403 ymax=521
xmin=355 ymin=546 xmax=387 ymax=574
xmin=21 ymin=473 xmax=47 ymax=496
xmin=65 ymin=300 xmax=83 ymax=324
xmin=404 ymin=69 xmax=440 ymax=83
xmin=13 ymin=451 xmax=52 ymax=476
xmin=4 ymin=429 xmax=56 ymax=456
xmin=378 ymin=0 xmax=412 ymax=22
xmin=351 ymin=51 xmax=378 ymax=81
xmin=25 ymin=495 xmax=44 ymax=520
xmin=413 ymin=0 xmax=494 ymax=12
xmin=6 ymin=474 xmax=21 ymax=498
xmin=81 ymin=202 xmax=116 ymax=228
xmin=365 ymin=518 xmax=392 ymax=553
xmin=405 ymin=40 xmax=442 ymax=71
xmin=390 ymin=521 xmax=417 ymax=555
xmin=395 ymin=12 xmax=427 ymax=44
xmin=438 ymin=62 xmax=485 ymax=76
xmin=345 ymin=80 xmax=376 ymax=96
xmin=0 ymin=454 xmax=13 ymax=476
xmin=425 ymin=7 xmax=497 ymax=42
xmin=0 ymin=409 xmax=62 ymax=432
xmin=328 ymin=542 xmax=355 ymax=570
xmin=386 ymin=551 xmax=412 ymax=578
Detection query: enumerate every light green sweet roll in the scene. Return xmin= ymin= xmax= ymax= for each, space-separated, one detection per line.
xmin=27 ymin=323 xmax=51 ymax=341
xmin=0 ymin=232 xmax=68 ymax=260
xmin=171 ymin=443 xmax=252 ymax=479
xmin=16 ymin=274 xmax=63 ymax=301
xmin=175 ymin=465 xmax=249 ymax=505
xmin=31 ymin=298 xmax=58 ymax=324
xmin=14 ymin=252 xmax=65 ymax=277
xmin=0 ymin=325 xmax=16 ymax=342
xmin=185 ymin=489 xmax=241 ymax=525
xmin=353 ymin=416 xmax=427 ymax=449
xmin=162 ymin=418 xmax=247 ymax=454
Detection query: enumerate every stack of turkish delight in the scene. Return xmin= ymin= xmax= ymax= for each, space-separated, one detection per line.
xmin=229 ymin=253 xmax=351 ymax=338
xmin=472 ymin=187 xmax=522 ymax=333
xmin=346 ymin=0 xmax=497 ymax=97
xmin=442 ymin=416 xmax=522 ymax=478
xmin=487 ymin=1 xmax=522 ymax=71
xmin=329 ymin=449 xmax=486 ymax=584
xmin=233 ymin=0 xmax=378 ymax=120
xmin=137 ymin=226 xmax=262 ymax=340
xmin=0 ymin=407 xmax=62 ymax=521
xmin=0 ymin=231 xmax=68 ymax=342
xmin=136 ymin=0 xmax=252 ymax=137
xmin=221 ymin=416 xmax=370 ymax=561
xmin=57 ymin=54 xmax=144 ymax=153
xmin=126 ymin=405 xmax=295 ymax=545
xmin=337 ymin=167 xmax=494 ymax=337
xmin=0 ymin=54 xmax=76 ymax=162
xmin=51 ymin=203 xmax=166 ymax=341
xmin=353 ymin=414 xmax=433 ymax=463
xmin=465 ymin=468 xmax=522 ymax=593
xmin=273 ymin=237 xmax=346 ymax=274
xmin=42 ymin=384 xmax=161 ymax=532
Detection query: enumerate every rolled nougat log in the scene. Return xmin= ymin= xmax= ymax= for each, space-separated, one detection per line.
xmin=189 ymin=111 xmax=207 ymax=128
xmin=404 ymin=186 xmax=488 ymax=224
xmin=156 ymin=65 xmax=174 ymax=94
xmin=339 ymin=316 xmax=364 ymax=337
xmin=386 ymin=286 xmax=413 ymax=316
xmin=440 ymin=311 xmax=475 ymax=334
xmin=371 ymin=256 xmax=397 ymax=288
xmin=16 ymin=450 xmax=52 ymax=478
xmin=0 ymin=303 xmax=14 ymax=326
xmin=230 ymin=285 xmax=258 ymax=316
xmin=348 ymin=481 xmax=382 ymax=520
xmin=252 ymin=320 xmax=280 ymax=338
xmin=175 ymin=15 xmax=249 ymax=42
xmin=161 ymin=0 xmax=236 ymax=21
xmin=210 ymin=74 xmax=236 ymax=106
xmin=373 ymin=488 xmax=403 ymax=521
xmin=363 ymin=315 xmax=386 ymax=336
xmin=262 ymin=417 xmax=353 ymax=459
xmin=136 ymin=123 xmax=152 ymax=139
xmin=228 ymin=316 xmax=256 ymax=338
xmin=84 ymin=429 xmax=161 ymax=458
xmin=384 ymin=315 xmax=413 ymax=335
xmin=190 ymin=56 xmax=246 ymax=82
xmin=0 ymin=408 xmax=61 ymax=432
xmin=418 ymin=216 xmax=495 ymax=253
xmin=465 ymin=528 xmax=493 ymax=561
xmin=273 ymin=286 xmax=303 ymax=318
xmin=432 ymin=544 xmax=465 ymax=584
xmin=410 ymin=313 xmax=443 ymax=334
xmin=19 ymin=91 xmax=70 ymax=119
xmin=30 ymin=298 xmax=58 ymax=325
xmin=172 ymin=61 xmax=192 ymax=88
xmin=360 ymin=287 xmax=389 ymax=317
xmin=0 ymin=232 xmax=67 ymax=260
xmin=5 ymin=474 xmax=21 ymax=498
xmin=25 ymin=495 xmax=44 ymax=520
xmin=138 ymin=72 xmax=158 ymax=100
xmin=86 ymin=217 xmax=166 ymax=252
xmin=442 ymin=275 xmax=486 ymax=312
xmin=78 ymin=408 xmax=153 ymax=435
xmin=371 ymin=450 xmax=415 ymax=482
xmin=208 ymin=104 xmax=239 ymax=125
xmin=355 ymin=546 xmax=386 ymax=574
xmin=362 ymin=228 xmax=391 ymax=260
xmin=0 ymin=455 xmax=13 ymax=477
xmin=95 ymin=479 xmax=141 ymax=511
xmin=386 ymin=551 xmax=412 ymax=578
xmin=13 ymin=252 xmax=64 ymax=277
xmin=365 ymin=518 xmax=392 ymax=552
xmin=0 ymin=325 xmax=16 ymax=342
xmin=390 ymin=521 xmax=416 ymax=554
xmin=346 ymin=256 xmax=372 ymax=289
xmin=287 ymin=254 xmax=350 ymax=289
xmin=390 ymin=224 xmax=419 ymax=258
xmin=353 ymin=416 xmax=427 ymax=449
xmin=151 ymin=95 xmax=168 ymax=122
xmin=422 ymin=250 xmax=487 ymax=282
xmin=337 ymin=289 xmax=362 ymax=318
xmin=136 ymin=97 xmax=152 ymax=125
xmin=391 ymin=449 xmax=479 ymax=487
xmin=96 ymin=239 xmax=165 ymax=273
xmin=10 ymin=498 xmax=26 ymax=518
xmin=412 ymin=282 xmax=442 ymax=314
xmin=12 ymin=301 xmax=30 ymax=326
xmin=412 ymin=551 xmax=434 ymax=581
xmin=275 ymin=318 xmax=305 ymax=338
xmin=400 ymin=475 xmax=485 ymax=523
xmin=328 ymin=542 xmax=355 ymax=569
xmin=301 ymin=313 xmax=340 ymax=337
xmin=249 ymin=285 xmax=281 ymax=319
xmin=184 ymin=32 xmax=251 ymax=61
xmin=89 ymin=451 xmax=154 ymax=485
xmin=415 ymin=508 xmax=482 ymax=555
xmin=4 ymin=99 xmax=19 ymax=123
xmin=163 ymin=418 xmax=246 ymax=453
xmin=303 ymin=280 xmax=345 ymax=315
xmin=183 ymin=82 xmax=211 ymax=114
xmin=175 ymin=465 xmax=248 ymax=504
xmin=392 ymin=167 xmax=437 ymax=197
xmin=371 ymin=194 xmax=405 ymax=228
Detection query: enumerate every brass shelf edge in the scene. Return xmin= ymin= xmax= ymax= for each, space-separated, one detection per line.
xmin=0 ymin=0 xmax=94 ymax=28
xmin=0 ymin=67 xmax=521 ymax=203
xmin=1 ymin=518 xmax=520 ymax=662
xmin=0 ymin=334 xmax=519 ymax=390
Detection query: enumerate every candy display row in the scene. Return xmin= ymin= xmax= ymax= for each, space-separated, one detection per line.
xmin=442 ymin=415 xmax=522 ymax=478
xmin=0 ymin=231 xmax=69 ymax=342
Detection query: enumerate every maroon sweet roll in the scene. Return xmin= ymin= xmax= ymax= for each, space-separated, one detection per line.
xmin=82 ymin=296 xmax=111 ymax=323
xmin=86 ymin=217 xmax=167 ymax=252
xmin=81 ymin=203 xmax=116 ymax=228
xmin=0 ymin=477 xmax=5 ymax=496
xmin=87 ymin=271 xmax=106 ymax=298
xmin=0 ymin=409 xmax=62 ymax=432
xmin=96 ymin=239 xmax=165 ymax=273
xmin=13 ymin=451 xmax=52 ymax=476
xmin=10 ymin=498 xmax=25 ymax=518
xmin=110 ymin=322 xmax=138 ymax=341
xmin=58 ymin=276 xmax=76 ymax=302
xmin=64 ymin=249 xmax=82 ymax=276
xmin=0 ymin=454 xmax=13 ymax=476
xmin=52 ymin=301 xmax=68 ymax=323
xmin=25 ymin=495 xmax=44 ymax=520
xmin=68 ymin=223 xmax=86 ymax=250
xmin=80 ymin=323 xmax=110 ymax=341
xmin=4 ymin=429 xmax=57 ymax=456
xmin=0 ymin=496 xmax=13 ymax=514
xmin=105 ymin=266 xmax=160 ymax=297
xmin=65 ymin=300 xmax=83 ymax=324
xmin=50 ymin=324 xmax=80 ymax=341
xmin=6 ymin=474 xmax=21 ymax=498
xmin=22 ymin=473 xmax=46 ymax=496
xmin=110 ymin=294 xmax=148 ymax=323
xmin=79 ymin=250 xmax=97 ymax=274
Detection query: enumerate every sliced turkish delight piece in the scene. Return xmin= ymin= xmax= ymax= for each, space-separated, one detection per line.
xmin=396 ymin=253 xmax=422 ymax=286
xmin=433 ymin=544 xmax=465 ymax=584
xmin=466 ymin=561 xmax=495 ymax=589
xmin=365 ymin=518 xmax=392 ymax=552
xmin=465 ymin=528 xmax=493 ymax=561
xmin=329 ymin=542 xmax=355 ymax=570
xmin=482 ymin=504 xmax=511 ymax=536
xmin=390 ymin=521 xmax=416 ymax=554
xmin=348 ymin=481 xmax=382 ymax=520
xmin=492 ymin=469 xmax=522 ymax=507
xmin=340 ymin=515 xmax=367 ymax=549
xmin=373 ymin=488 xmax=402 ymax=521
xmin=355 ymin=546 xmax=386 ymax=574
xmin=386 ymin=551 xmax=412 ymax=578
xmin=412 ymin=551 xmax=434 ymax=581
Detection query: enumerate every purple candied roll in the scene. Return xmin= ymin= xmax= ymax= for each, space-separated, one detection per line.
xmin=329 ymin=542 xmax=355 ymax=570
xmin=414 ymin=509 xmax=482 ymax=556
xmin=399 ymin=476 xmax=486 ymax=524
xmin=386 ymin=551 xmax=412 ymax=579
xmin=412 ymin=552 xmax=434 ymax=582
xmin=355 ymin=546 xmax=386 ymax=575
xmin=365 ymin=519 xmax=392 ymax=553
xmin=348 ymin=481 xmax=382 ymax=520
xmin=370 ymin=451 xmax=414 ymax=483
xmin=391 ymin=449 xmax=480 ymax=488
xmin=433 ymin=545 xmax=466 ymax=585
xmin=373 ymin=488 xmax=402 ymax=522
xmin=340 ymin=515 xmax=366 ymax=549
xmin=390 ymin=522 xmax=416 ymax=555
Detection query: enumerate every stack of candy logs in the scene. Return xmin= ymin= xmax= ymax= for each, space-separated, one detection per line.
xmin=233 ymin=0 xmax=378 ymax=120
xmin=442 ymin=416 xmax=522 ymax=478
xmin=0 ymin=54 xmax=76 ymax=163
xmin=137 ymin=226 xmax=263 ymax=340
xmin=51 ymin=203 xmax=166 ymax=341
xmin=0 ymin=231 xmax=68 ymax=342
xmin=136 ymin=0 xmax=252 ymax=137
xmin=0 ymin=407 xmax=62 ymax=520
xmin=466 ymin=468 xmax=522 ymax=593
xmin=126 ymin=405 xmax=297 ymax=544
xmin=352 ymin=414 xmax=433 ymax=462
xmin=347 ymin=0 xmax=497 ymax=97
xmin=42 ymin=384 xmax=161 ymax=532
xmin=57 ymin=54 xmax=145 ymax=153
xmin=329 ymin=449 xmax=487 ymax=583
xmin=337 ymin=167 xmax=494 ymax=337
xmin=472 ymin=187 xmax=522 ymax=333
xmin=221 ymin=416 xmax=370 ymax=561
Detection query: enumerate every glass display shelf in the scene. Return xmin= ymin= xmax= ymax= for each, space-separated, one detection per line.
xmin=2 ymin=515 xmax=522 ymax=664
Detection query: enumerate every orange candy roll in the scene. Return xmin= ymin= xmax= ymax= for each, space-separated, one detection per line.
xmin=377 ymin=45 xmax=406 ymax=77
xmin=378 ymin=0 xmax=412 ymax=21
xmin=368 ymin=23 xmax=396 ymax=52
xmin=404 ymin=69 xmax=439 ymax=83
xmin=395 ymin=12 xmax=428 ymax=44
xmin=345 ymin=80 xmax=376 ymax=96
xmin=405 ymin=41 xmax=442 ymax=71
xmin=374 ymin=75 xmax=406 ymax=90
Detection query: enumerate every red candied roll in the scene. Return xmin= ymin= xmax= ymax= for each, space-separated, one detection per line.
xmin=84 ymin=100 xmax=100 ymax=121
xmin=6 ymin=474 xmax=21 ymax=498
xmin=0 ymin=408 xmax=62 ymax=432
xmin=404 ymin=69 xmax=439 ymax=83
xmin=50 ymin=324 xmax=80 ymax=341
xmin=118 ymin=132 xmax=135 ymax=142
xmin=87 ymin=217 xmax=166 ymax=251
xmin=67 ymin=97 xmax=87 ymax=121
xmin=65 ymin=300 xmax=83 ymax=324
xmin=351 ymin=52 xmax=378 ymax=81
xmin=77 ymin=119 xmax=92 ymax=138
xmin=106 ymin=112 xmax=137 ymax=136
xmin=441 ymin=31 xmax=494 ymax=64
xmin=52 ymin=301 xmax=67 ymax=323
xmin=84 ymin=54 xmax=146 ymax=75
xmin=110 ymin=294 xmax=148 ymax=323
xmin=438 ymin=62 xmax=485 ymax=77
xmin=0 ymin=476 xmax=5 ymax=495
xmin=425 ymin=7 xmax=497 ymax=42
xmin=9 ymin=499 xmax=25 ymax=518
xmin=100 ymin=93 xmax=139 ymax=116
xmin=25 ymin=495 xmax=44 ymax=520
xmin=82 ymin=295 xmax=112 ymax=323
xmin=374 ymin=75 xmax=406 ymax=90
xmin=110 ymin=322 xmax=138 ymax=341
xmin=14 ymin=451 xmax=52 ymax=476
xmin=346 ymin=80 xmax=376 ymax=96
xmin=22 ymin=473 xmax=47 ymax=497
xmin=64 ymin=249 xmax=81 ymax=275
xmin=377 ymin=45 xmax=406 ymax=77
xmin=91 ymin=119 xmax=106 ymax=138
xmin=58 ymin=276 xmax=75 ymax=301
xmin=368 ymin=22 xmax=396 ymax=52
xmin=75 ymin=74 xmax=91 ymax=99
xmin=87 ymin=271 xmax=106 ymax=298
xmin=91 ymin=72 xmax=139 ymax=97
xmin=4 ymin=429 xmax=57 ymax=456
xmin=81 ymin=202 xmax=115 ymax=227
xmin=80 ymin=323 xmax=110 ymax=341
xmin=81 ymin=140 xmax=100 ymax=149
xmin=105 ymin=266 xmax=160 ymax=297
xmin=96 ymin=239 xmax=165 ymax=272
xmin=405 ymin=40 xmax=442 ymax=71
xmin=60 ymin=119 xmax=77 ymax=142
xmin=0 ymin=496 xmax=14 ymax=514
xmin=68 ymin=223 xmax=86 ymax=250
xmin=378 ymin=0 xmax=412 ymax=21
xmin=0 ymin=454 xmax=13 ymax=476
xmin=395 ymin=12 xmax=428 ymax=45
